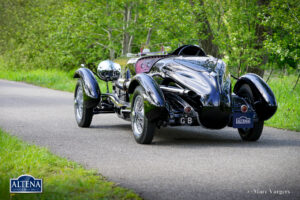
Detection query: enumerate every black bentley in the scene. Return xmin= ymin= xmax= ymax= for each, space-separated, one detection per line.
xmin=73 ymin=45 xmax=277 ymax=144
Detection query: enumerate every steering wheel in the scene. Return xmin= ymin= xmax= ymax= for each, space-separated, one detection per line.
xmin=177 ymin=45 xmax=203 ymax=56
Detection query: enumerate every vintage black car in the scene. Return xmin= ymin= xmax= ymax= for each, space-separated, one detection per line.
xmin=73 ymin=45 xmax=277 ymax=144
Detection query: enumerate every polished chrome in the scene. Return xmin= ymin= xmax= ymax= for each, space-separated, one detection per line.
xmin=97 ymin=60 xmax=121 ymax=81
xmin=114 ymin=78 xmax=127 ymax=90
xmin=160 ymin=86 xmax=195 ymax=97
xmin=124 ymin=81 xmax=130 ymax=90
xmin=105 ymin=93 xmax=129 ymax=108
xmin=132 ymin=95 xmax=144 ymax=137
xmin=75 ymin=84 xmax=83 ymax=121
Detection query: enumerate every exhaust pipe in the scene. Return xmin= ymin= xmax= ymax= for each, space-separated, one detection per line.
xmin=160 ymin=86 xmax=196 ymax=97
xmin=106 ymin=93 xmax=129 ymax=109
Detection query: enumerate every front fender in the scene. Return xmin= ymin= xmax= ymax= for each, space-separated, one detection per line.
xmin=74 ymin=68 xmax=100 ymax=108
xmin=234 ymin=73 xmax=277 ymax=120
xmin=128 ymin=73 xmax=167 ymax=121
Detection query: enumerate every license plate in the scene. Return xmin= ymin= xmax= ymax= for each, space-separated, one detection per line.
xmin=233 ymin=113 xmax=253 ymax=128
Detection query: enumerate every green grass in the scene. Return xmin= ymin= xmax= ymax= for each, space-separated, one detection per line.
xmin=0 ymin=129 xmax=141 ymax=200
xmin=265 ymin=75 xmax=300 ymax=131
xmin=0 ymin=68 xmax=111 ymax=93
xmin=0 ymin=68 xmax=77 ymax=92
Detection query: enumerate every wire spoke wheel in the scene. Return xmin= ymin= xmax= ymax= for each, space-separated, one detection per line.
xmin=133 ymin=95 xmax=144 ymax=137
xmin=131 ymin=86 xmax=155 ymax=144
xmin=75 ymin=84 xmax=84 ymax=121
xmin=74 ymin=79 xmax=93 ymax=127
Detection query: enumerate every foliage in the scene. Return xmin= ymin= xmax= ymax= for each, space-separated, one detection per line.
xmin=0 ymin=129 xmax=141 ymax=200
xmin=205 ymin=0 xmax=265 ymax=75
xmin=1 ymin=0 xmax=298 ymax=73
xmin=261 ymin=0 xmax=300 ymax=69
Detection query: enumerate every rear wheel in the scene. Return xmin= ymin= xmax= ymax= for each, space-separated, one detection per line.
xmin=74 ymin=79 xmax=93 ymax=127
xmin=237 ymin=84 xmax=264 ymax=141
xmin=131 ymin=86 xmax=155 ymax=144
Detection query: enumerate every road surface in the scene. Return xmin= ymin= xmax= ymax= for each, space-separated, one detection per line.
xmin=0 ymin=79 xmax=299 ymax=200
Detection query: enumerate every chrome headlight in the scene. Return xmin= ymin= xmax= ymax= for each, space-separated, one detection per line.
xmin=97 ymin=60 xmax=121 ymax=81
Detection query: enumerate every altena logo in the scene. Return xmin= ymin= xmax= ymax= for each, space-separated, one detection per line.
xmin=236 ymin=116 xmax=251 ymax=124
xmin=10 ymin=174 xmax=42 ymax=193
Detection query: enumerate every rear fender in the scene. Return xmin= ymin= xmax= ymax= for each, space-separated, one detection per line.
xmin=233 ymin=73 xmax=277 ymax=120
xmin=74 ymin=68 xmax=100 ymax=108
xmin=128 ymin=73 xmax=167 ymax=121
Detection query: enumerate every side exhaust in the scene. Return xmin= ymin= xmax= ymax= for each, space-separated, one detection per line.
xmin=105 ymin=93 xmax=129 ymax=109
xmin=160 ymin=86 xmax=196 ymax=97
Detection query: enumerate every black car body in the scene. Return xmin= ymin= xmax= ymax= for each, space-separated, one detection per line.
xmin=73 ymin=45 xmax=277 ymax=144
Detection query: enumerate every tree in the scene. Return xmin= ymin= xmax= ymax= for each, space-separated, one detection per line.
xmin=262 ymin=0 xmax=299 ymax=69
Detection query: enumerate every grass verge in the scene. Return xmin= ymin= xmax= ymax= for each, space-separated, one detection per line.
xmin=0 ymin=68 xmax=76 ymax=92
xmin=0 ymin=67 xmax=298 ymax=131
xmin=264 ymin=75 xmax=300 ymax=131
xmin=0 ymin=129 xmax=141 ymax=200
xmin=0 ymin=68 xmax=110 ymax=93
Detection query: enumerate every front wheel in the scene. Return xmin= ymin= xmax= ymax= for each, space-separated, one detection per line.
xmin=131 ymin=86 xmax=155 ymax=144
xmin=74 ymin=79 xmax=93 ymax=127
xmin=237 ymin=84 xmax=264 ymax=141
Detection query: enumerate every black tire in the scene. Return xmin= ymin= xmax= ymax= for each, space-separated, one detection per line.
xmin=131 ymin=86 xmax=156 ymax=144
xmin=74 ymin=79 xmax=93 ymax=127
xmin=237 ymin=84 xmax=264 ymax=141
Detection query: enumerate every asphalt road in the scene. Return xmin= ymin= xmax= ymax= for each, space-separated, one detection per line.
xmin=0 ymin=79 xmax=299 ymax=200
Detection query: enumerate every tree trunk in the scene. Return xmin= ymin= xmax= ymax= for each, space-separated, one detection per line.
xmin=128 ymin=35 xmax=134 ymax=53
xmin=108 ymin=29 xmax=115 ymax=60
xmin=190 ymin=0 xmax=219 ymax=57
xmin=238 ymin=58 xmax=241 ymax=77
xmin=255 ymin=0 xmax=270 ymax=66
xmin=266 ymin=67 xmax=273 ymax=83
xmin=110 ymin=49 xmax=115 ymax=60
xmin=237 ymin=51 xmax=243 ymax=77
xmin=146 ymin=28 xmax=153 ymax=46
xmin=122 ymin=4 xmax=131 ymax=56
xmin=199 ymin=18 xmax=219 ymax=57
xmin=127 ymin=4 xmax=138 ymax=54
xmin=292 ymin=72 xmax=300 ymax=91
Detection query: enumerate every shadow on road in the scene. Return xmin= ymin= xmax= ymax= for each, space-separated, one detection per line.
xmin=90 ymin=124 xmax=131 ymax=130
xmin=89 ymin=123 xmax=300 ymax=148
xmin=154 ymin=127 xmax=300 ymax=148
